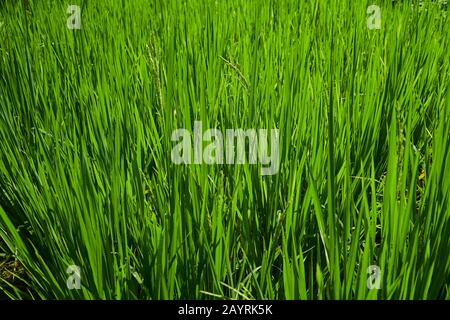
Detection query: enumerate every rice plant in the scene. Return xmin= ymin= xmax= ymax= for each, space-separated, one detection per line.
xmin=0 ymin=0 xmax=449 ymax=299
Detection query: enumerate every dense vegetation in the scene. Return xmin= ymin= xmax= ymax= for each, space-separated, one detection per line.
xmin=0 ymin=0 xmax=449 ymax=299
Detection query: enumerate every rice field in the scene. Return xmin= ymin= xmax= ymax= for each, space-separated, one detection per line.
xmin=0 ymin=0 xmax=449 ymax=299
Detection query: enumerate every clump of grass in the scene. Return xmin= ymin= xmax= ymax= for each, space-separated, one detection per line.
xmin=0 ymin=0 xmax=449 ymax=299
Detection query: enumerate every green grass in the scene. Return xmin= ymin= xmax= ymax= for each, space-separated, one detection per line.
xmin=0 ymin=0 xmax=449 ymax=299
